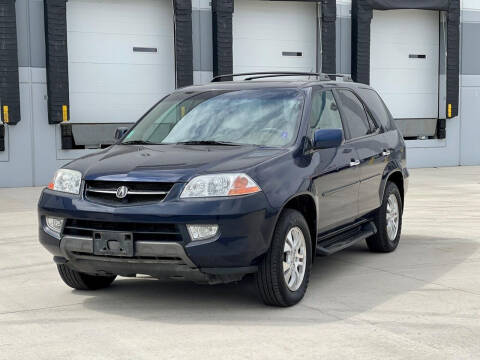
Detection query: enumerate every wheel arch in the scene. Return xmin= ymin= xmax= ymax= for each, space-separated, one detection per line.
xmin=278 ymin=192 xmax=317 ymax=262
xmin=382 ymin=169 xmax=405 ymax=209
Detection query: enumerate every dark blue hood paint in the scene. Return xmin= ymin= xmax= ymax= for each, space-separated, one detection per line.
xmin=65 ymin=144 xmax=290 ymax=183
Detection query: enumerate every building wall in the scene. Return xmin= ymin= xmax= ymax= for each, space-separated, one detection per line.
xmin=459 ymin=0 xmax=480 ymax=165
xmin=335 ymin=0 xmax=477 ymax=169
xmin=336 ymin=1 xmax=351 ymax=75
xmin=0 ymin=0 xmax=69 ymax=187
xmin=0 ymin=0 xmax=479 ymax=187
xmin=192 ymin=0 xmax=213 ymax=84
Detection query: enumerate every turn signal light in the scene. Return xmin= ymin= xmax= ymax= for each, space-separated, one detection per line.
xmin=228 ymin=175 xmax=261 ymax=196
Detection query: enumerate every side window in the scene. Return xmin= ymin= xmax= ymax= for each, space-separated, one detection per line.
xmin=309 ymin=90 xmax=343 ymax=136
xmin=336 ymin=89 xmax=371 ymax=139
xmin=357 ymin=88 xmax=393 ymax=130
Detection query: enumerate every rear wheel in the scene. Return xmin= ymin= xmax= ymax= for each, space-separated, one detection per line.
xmin=366 ymin=182 xmax=403 ymax=252
xmin=57 ymin=264 xmax=116 ymax=290
xmin=255 ymin=209 xmax=312 ymax=307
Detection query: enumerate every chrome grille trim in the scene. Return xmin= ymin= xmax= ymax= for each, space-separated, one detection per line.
xmin=86 ymin=188 xmax=168 ymax=195
xmin=84 ymin=180 xmax=175 ymax=205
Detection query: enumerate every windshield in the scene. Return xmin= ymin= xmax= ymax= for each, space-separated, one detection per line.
xmin=122 ymin=89 xmax=305 ymax=147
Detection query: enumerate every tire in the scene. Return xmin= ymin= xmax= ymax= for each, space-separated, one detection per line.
xmin=57 ymin=264 xmax=116 ymax=290
xmin=366 ymin=182 xmax=403 ymax=253
xmin=255 ymin=209 xmax=312 ymax=307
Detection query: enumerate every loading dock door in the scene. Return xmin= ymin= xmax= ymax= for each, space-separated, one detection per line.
xmin=370 ymin=10 xmax=439 ymax=120
xmin=66 ymin=0 xmax=175 ymax=124
xmin=233 ymin=0 xmax=318 ymax=74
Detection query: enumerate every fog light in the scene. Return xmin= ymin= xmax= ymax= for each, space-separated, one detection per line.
xmin=46 ymin=216 xmax=64 ymax=234
xmin=187 ymin=224 xmax=219 ymax=241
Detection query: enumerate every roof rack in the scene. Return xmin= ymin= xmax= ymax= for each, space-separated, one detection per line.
xmin=210 ymin=72 xmax=331 ymax=82
xmin=323 ymin=74 xmax=353 ymax=82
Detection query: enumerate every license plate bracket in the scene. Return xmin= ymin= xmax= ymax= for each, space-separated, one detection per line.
xmin=93 ymin=231 xmax=134 ymax=257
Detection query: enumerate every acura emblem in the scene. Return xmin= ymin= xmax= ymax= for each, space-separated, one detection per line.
xmin=116 ymin=186 xmax=129 ymax=199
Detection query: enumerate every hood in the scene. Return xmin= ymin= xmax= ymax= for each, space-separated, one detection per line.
xmin=66 ymin=144 xmax=289 ymax=183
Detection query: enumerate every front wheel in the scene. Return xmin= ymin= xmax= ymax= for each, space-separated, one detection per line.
xmin=366 ymin=182 xmax=403 ymax=252
xmin=255 ymin=209 xmax=312 ymax=307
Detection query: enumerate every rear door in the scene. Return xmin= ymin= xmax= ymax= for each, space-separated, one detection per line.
xmin=335 ymin=89 xmax=386 ymax=217
xmin=309 ymin=88 xmax=360 ymax=232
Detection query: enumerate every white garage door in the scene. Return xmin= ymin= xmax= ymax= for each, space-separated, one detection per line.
xmin=233 ymin=0 xmax=318 ymax=75
xmin=370 ymin=10 xmax=439 ymax=119
xmin=67 ymin=0 xmax=175 ymax=124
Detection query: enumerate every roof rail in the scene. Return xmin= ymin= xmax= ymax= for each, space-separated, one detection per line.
xmin=211 ymin=72 xmax=330 ymax=82
xmin=323 ymin=73 xmax=353 ymax=82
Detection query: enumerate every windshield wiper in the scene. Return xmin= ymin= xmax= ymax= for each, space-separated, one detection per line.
xmin=175 ymin=140 xmax=240 ymax=146
xmin=122 ymin=140 xmax=161 ymax=145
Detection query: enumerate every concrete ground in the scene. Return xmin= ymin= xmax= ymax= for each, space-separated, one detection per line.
xmin=0 ymin=167 xmax=479 ymax=360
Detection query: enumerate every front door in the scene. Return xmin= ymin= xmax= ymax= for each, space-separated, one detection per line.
xmin=309 ymin=88 xmax=360 ymax=232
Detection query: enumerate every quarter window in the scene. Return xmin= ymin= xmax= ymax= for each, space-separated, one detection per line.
xmin=309 ymin=90 xmax=343 ymax=136
xmin=336 ymin=89 xmax=371 ymax=139
xmin=357 ymin=88 xmax=393 ymax=130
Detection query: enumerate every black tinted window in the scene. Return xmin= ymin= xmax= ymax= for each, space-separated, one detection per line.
xmin=357 ymin=88 xmax=393 ymax=129
xmin=336 ymin=89 xmax=370 ymax=139
xmin=309 ymin=90 xmax=343 ymax=136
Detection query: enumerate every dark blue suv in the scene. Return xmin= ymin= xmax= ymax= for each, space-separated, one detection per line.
xmin=38 ymin=73 xmax=408 ymax=306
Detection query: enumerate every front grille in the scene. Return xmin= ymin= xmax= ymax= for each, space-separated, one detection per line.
xmin=63 ymin=219 xmax=182 ymax=242
xmin=85 ymin=180 xmax=174 ymax=206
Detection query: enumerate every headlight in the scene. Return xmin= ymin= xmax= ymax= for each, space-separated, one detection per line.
xmin=180 ymin=173 xmax=261 ymax=198
xmin=48 ymin=169 xmax=82 ymax=194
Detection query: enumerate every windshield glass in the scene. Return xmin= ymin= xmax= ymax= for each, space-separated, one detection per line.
xmin=122 ymin=89 xmax=305 ymax=147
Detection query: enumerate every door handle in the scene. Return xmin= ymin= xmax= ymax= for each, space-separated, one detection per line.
xmin=350 ymin=159 xmax=360 ymax=167
xmin=382 ymin=150 xmax=391 ymax=157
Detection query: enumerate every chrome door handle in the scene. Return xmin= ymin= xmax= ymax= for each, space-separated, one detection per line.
xmin=382 ymin=150 xmax=391 ymax=156
xmin=350 ymin=160 xmax=360 ymax=167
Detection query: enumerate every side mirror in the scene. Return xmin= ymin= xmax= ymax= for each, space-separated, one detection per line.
xmin=114 ymin=127 xmax=129 ymax=141
xmin=313 ymin=128 xmax=343 ymax=149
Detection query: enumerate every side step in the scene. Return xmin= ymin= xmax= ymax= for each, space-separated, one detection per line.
xmin=316 ymin=221 xmax=377 ymax=256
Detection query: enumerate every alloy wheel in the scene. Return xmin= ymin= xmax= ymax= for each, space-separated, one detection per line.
xmin=283 ymin=226 xmax=307 ymax=291
xmin=386 ymin=194 xmax=400 ymax=241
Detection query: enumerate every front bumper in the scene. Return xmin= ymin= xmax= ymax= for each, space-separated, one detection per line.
xmin=55 ymin=235 xmax=253 ymax=284
xmin=38 ymin=189 xmax=277 ymax=283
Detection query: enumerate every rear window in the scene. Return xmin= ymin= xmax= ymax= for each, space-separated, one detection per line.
xmin=357 ymin=88 xmax=394 ymax=130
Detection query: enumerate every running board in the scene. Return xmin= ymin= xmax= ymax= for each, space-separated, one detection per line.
xmin=316 ymin=221 xmax=377 ymax=256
